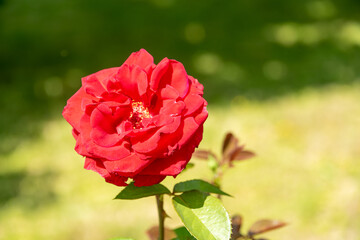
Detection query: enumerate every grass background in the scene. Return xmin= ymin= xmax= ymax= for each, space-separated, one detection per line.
xmin=1 ymin=0 xmax=360 ymax=239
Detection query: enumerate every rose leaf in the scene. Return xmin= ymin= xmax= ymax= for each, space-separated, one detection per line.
xmin=173 ymin=179 xmax=231 ymax=197
xmin=172 ymin=226 xmax=196 ymax=240
xmin=114 ymin=182 xmax=171 ymax=200
xmin=172 ymin=190 xmax=231 ymax=240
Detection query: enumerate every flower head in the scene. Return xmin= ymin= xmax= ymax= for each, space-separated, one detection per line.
xmin=63 ymin=49 xmax=208 ymax=187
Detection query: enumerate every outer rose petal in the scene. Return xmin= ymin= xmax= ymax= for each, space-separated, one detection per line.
xmin=150 ymin=58 xmax=189 ymax=97
xmin=195 ymin=107 xmax=208 ymax=125
xmin=109 ymin=64 xmax=148 ymax=100
xmin=78 ymin=113 xmax=131 ymax=160
xmin=133 ymin=175 xmax=166 ymax=187
xmin=137 ymin=125 xmax=203 ymax=176
xmin=82 ymin=67 xmax=119 ymax=97
xmin=63 ymin=87 xmax=90 ymax=132
xmin=183 ymin=94 xmax=205 ymax=117
xmin=72 ymin=128 xmax=80 ymax=140
xmin=84 ymin=157 xmax=128 ymax=187
xmin=177 ymin=117 xmax=202 ymax=147
xmin=104 ymin=174 xmax=128 ymax=187
xmin=188 ymin=76 xmax=204 ymax=95
xmin=124 ymin=48 xmax=154 ymax=69
xmin=149 ymin=58 xmax=169 ymax=91
xmin=102 ymin=154 xmax=152 ymax=177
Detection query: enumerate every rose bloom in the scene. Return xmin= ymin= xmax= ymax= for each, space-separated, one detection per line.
xmin=63 ymin=49 xmax=208 ymax=187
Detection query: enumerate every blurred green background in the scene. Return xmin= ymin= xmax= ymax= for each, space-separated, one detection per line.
xmin=1 ymin=0 xmax=359 ymax=239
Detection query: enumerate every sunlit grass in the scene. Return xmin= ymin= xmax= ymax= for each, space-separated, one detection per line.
xmin=0 ymin=83 xmax=359 ymax=240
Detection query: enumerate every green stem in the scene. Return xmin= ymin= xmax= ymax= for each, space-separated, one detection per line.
xmin=156 ymin=195 xmax=165 ymax=240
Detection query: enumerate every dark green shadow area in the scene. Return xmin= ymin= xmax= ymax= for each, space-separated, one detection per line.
xmin=1 ymin=0 xmax=360 ymax=156
xmin=0 ymin=171 xmax=24 ymax=204
xmin=0 ymin=171 xmax=58 ymax=208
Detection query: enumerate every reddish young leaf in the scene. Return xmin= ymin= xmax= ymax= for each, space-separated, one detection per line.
xmin=222 ymin=132 xmax=238 ymax=155
xmin=146 ymin=226 xmax=176 ymax=240
xmin=248 ymin=219 xmax=287 ymax=236
xmin=230 ymin=149 xmax=255 ymax=161
xmin=193 ymin=149 xmax=211 ymax=160
xmin=231 ymin=215 xmax=243 ymax=240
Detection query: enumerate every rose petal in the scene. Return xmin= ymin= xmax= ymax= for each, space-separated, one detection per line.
xmin=62 ymin=87 xmax=89 ymax=132
xmin=85 ymin=157 xmax=128 ymax=186
xmin=151 ymin=59 xmax=189 ymax=98
xmin=149 ymin=58 xmax=169 ymax=91
xmin=183 ymin=94 xmax=205 ymax=117
xmin=116 ymin=120 xmax=133 ymax=138
xmin=151 ymin=114 xmax=174 ymax=127
xmin=72 ymin=128 xmax=80 ymax=140
xmin=124 ymin=49 xmax=154 ymax=69
xmin=159 ymin=100 xmax=185 ymax=116
xmin=78 ymin=113 xmax=131 ymax=160
xmin=100 ymin=92 xmax=131 ymax=104
xmin=138 ymin=126 xmax=203 ymax=176
xmin=188 ymin=75 xmax=204 ymax=95
xmin=131 ymin=117 xmax=181 ymax=154
xmin=177 ymin=117 xmax=200 ymax=147
xmin=84 ymin=157 xmax=110 ymax=178
xmin=81 ymin=67 xmax=119 ymax=97
xmin=109 ymin=64 xmax=148 ymax=100
xmin=162 ymin=60 xmax=190 ymax=98
xmin=133 ymin=175 xmax=166 ymax=187
xmin=195 ymin=108 xmax=208 ymax=125
xmin=90 ymin=103 xmax=130 ymax=147
xmin=160 ymin=84 xmax=180 ymax=99
xmin=103 ymin=154 xmax=151 ymax=177
xmin=104 ymin=173 xmax=128 ymax=187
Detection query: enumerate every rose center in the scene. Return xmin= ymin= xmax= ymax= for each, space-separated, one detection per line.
xmin=129 ymin=101 xmax=150 ymax=129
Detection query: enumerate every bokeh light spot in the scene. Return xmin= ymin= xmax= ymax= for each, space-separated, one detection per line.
xmin=184 ymin=22 xmax=206 ymax=44
xmin=193 ymin=53 xmax=222 ymax=75
xmin=263 ymin=60 xmax=287 ymax=81
xmin=299 ymin=25 xmax=322 ymax=45
xmin=307 ymin=0 xmax=337 ymax=19
xmin=220 ymin=62 xmax=245 ymax=82
xmin=44 ymin=77 xmax=63 ymax=97
xmin=65 ymin=68 xmax=84 ymax=89
xmin=339 ymin=22 xmax=360 ymax=47
xmin=273 ymin=23 xmax=298 ymax=46
xmin=60 ymin=49 xmax=68 ymax=57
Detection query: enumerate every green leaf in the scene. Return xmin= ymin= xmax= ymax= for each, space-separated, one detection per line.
xmin=207 ymin=156 xmax=219 ymax=172
xmin=172 ymin=227 xmax=196 ymax=240
xmin=185 ymin=162 xmax=195 ymax=170
xmin=114 ymin=182 xmax=171 ymax=200
xmin=172 ymin=191 xmax=231 ymax=240
xmin=173 ymin=179 xmax=231 ymax=197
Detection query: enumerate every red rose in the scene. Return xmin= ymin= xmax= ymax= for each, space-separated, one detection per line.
xmin=63 ymin=49 xmax=208 ymax=187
